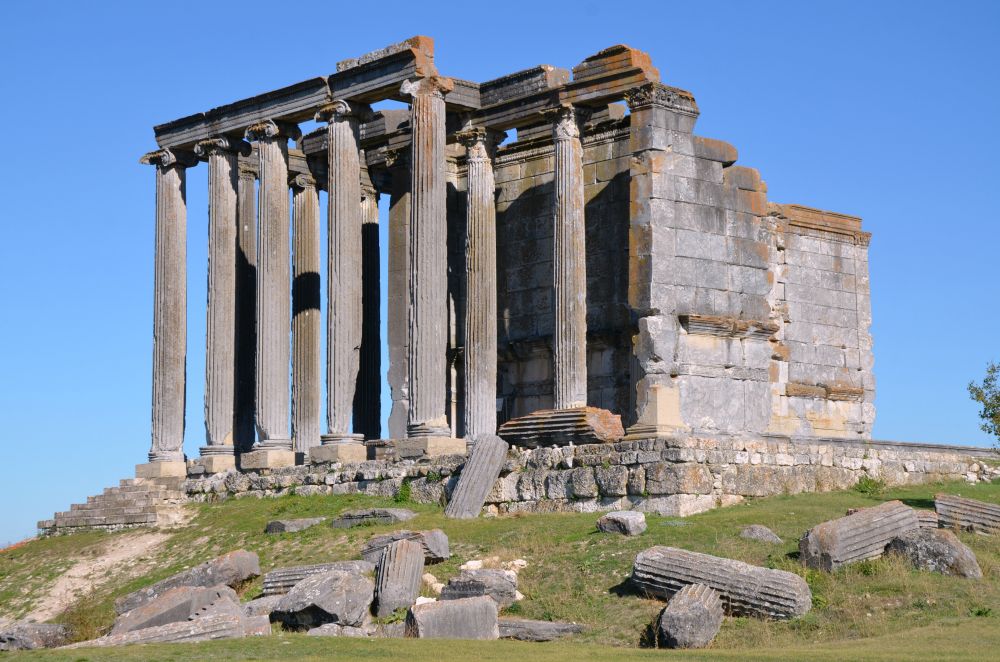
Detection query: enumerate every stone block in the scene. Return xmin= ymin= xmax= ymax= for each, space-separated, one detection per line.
xmin=799 ymin=501 xmax=918 ymax=571
xmin=935 ymin=494 xmax=1000 ymax=534
xmin=440 ymin=569 xmax=517 ymax=609
xmin=193 ymin=454 xmax=236 ymax=474
xmin=499 ymin=618 xmax=583 ymax=641
xmin=740 ymin=524 xmax=783 ymax=544
xmin=396 ymin=436 xmax=467 ymax=459
xmin=330 ymin=508 xmax=416 ymax=529
xmin=309 ymin=443 xmax=367 ymax=464
xmin=262 ymin=561 xmax=375 ymax=596
xmin=594 ymin=464 xmax=629 ymax=496
xmin=64 ymin=614 xmax=248 ymax=648
xmin=597 ymin=510 xmax=647 ymax=536
xmin=362 ymin=529 xmax=450 ymax=565
xmin=273 ymin=570 xmax=374 ymax=629
xmin=645 ymin=463 xmax=713 ymax=495
xmin=656 ymin=583 xmax=723 ymax=649
xmin=406 ymin=595 xmax=499 ymax=639
xmin=0 ymin=621 xmax=69 ymax=651
xmin=136 ymin=461 xmax=187 ymax=479
xmin=112 ymin=584 xmax=238 ymax=634
xmin=265 ymin=517 xmax=325 ymax=534
xmin=240 ymin=449 xmax=296 ymax=469
xmin=886 ymin=529 xmax=982 ymax=579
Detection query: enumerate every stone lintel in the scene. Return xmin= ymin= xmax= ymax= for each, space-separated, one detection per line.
xmin=396 ymin=436 xmax=467 ymax=459
xmin=479 ymin=65 xmax=570 ymax=107
xmin=776 ymin=203 xmax=866 ymax=242
xmin=239 ymin=448 xmax=297 ymax=470
xmin=136 ymin=461 xmax=187 ymax=479
xmin=571 ymin=44 xmax=660 ymax=84
xmin=309 ymin=443 xmax=367 ymax=464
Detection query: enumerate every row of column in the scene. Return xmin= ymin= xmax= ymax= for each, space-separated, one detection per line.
xmin=144 ymin=82 xmax=594 ymax=464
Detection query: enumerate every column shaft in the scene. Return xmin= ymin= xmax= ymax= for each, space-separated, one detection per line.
xmin=402 ymin=76 xmax=453 ymax=438
xmin=292 ymin=175 xmax=322 ymax=453
xmin=386 ymin=151 xmax=411 ymax=439
xmin=354 ymin=182 xmax=382 ymax=438
xmin=142 ymin=148 xmax=195 ymax=463
xmin=234 ymin=164 xmax=257 ymax=452
xmin=247 ymin=120 xmax=299 ymax=449
xmin=459 ymin=129 xmax=501 ymax=438
xmin=551 ymin=106 xmax=589 ymax=409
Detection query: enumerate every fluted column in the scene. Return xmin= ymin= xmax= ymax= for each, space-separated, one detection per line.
xmin=234 ymin=162 xmax=257 ymax=452
xmin=458 ymin=128 xmax=504 ymax=439
xmin=141 ymin=147 xmax=197 ymax=469
xmin=291 ymin=174 xmax=322 ymax=453
xmin=386 ymin=149 xmax=411 ymax=440
xmin=194 ymin=137 xmax=250 ymax=469
xmin=354 ymin=175 xmax=382 ymax=439
xmin=401 ymin=76 xmax=454 ymax=438
xmin=245 ymin=120 xmax=300 ymax=454
xmin=550 ymin=105 xmax=590 ymax=409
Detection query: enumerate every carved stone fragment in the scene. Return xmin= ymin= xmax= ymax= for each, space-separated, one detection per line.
xmin=272 ymin=570 xmax=374 ymax=629
xmin=799 ymin=500 xmax=918 ymax=571
xmin=405 ymin=595 xmax=499 ymax=639
xmin=656 ymin=583 xmax=724 ymax=649
xmin=935 ymin=494 xmax=1000 ymax=534
xmin=0 ymin=621 xmax=69 ymax=651
xmin=498 ymin=618 xmax=583 ymax=641
xmin=64 ymin=614 xmax=250 ymax=648
xmin=440 ymin=569 xmax=517 ymax=609
xmin=112 ymin=584 xmax=238 ymax=634
xmin=445 ymin=434 xmax=508 ymax=519
xmin=330 ymin=508 xmax=416 ymax=529
xmin=261 ymin=561 xmax=375 ymax=596
xmin=374 ymin=539 xmax=425 ymax=617
xmin=740 ymin=524 xmax=783 ymax=544
xmin=361 ymin=529 xmax=450 ymax=564
xmin=265 ymin=517 xmax=325 ymax=534
xmin=498 ymin=407 xmax=624 ymax=448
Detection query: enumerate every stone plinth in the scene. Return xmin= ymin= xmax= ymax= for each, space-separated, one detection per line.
xmin=136 ymin=461 xmax=187 ymax=479
xmin=240 ymin=448 xmax=296 ymax=470
xmin=498 ymin=406 xmax=624 ymax=448
xmin=396 ymin=436 xmax=466 ymax=459
xmin=309 ymin=443 xmax=367 ymax=464
xmin=191 ymin=454 xmax=236 ymax=474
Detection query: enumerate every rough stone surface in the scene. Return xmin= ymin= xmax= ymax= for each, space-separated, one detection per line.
xmin=498 ymin=407 xmax=625 ymax=448
xmin=330 ymin=508 xmax=416 ymax=529
xmin=361 ymin=529 xmax=450 ymax=564
xmin=799 ymin=501 xmax=918 ymax=571
xmin=262 ymin=561 xmax=375 ymax=596
xmin=272 ymin=570 xmax=374 ymax=629
xmin=115 ymin=550 xmax=260 ymax=615
xmin=306 ymin=623 xmax=371 ymax=637
xmin=112 ymin=584 xmax=238 ymax=634
xmin=374 ymin=539 xmax=425 ymax=617
xmin=740 ymin=524 xmax=783 ymax=544
xmin=597 ymin=510 xmax=647 ymax=536
xmin=916 ymin=509 xmax=939 ymax=530
xmin=886 ymin=528 xmax=983 ymax=579
xmin=0 ymin=621 xmax=69 ymax=651
xmin=405 ymin=595 xmax=499 ymax=639
xmin=499 ymin=618 xmax=583 ymax=641
xmin=632 ymin=546 xmax=811 ymax=619
xmin=265 ymin=517 xmax=325 ymax=534
xmin=64 ymin=614 xmax=249 ymax=648
xmin=243 ymin=594 xmax=283 ymax=618
xmin=935 ymin=494 xmax=1000 ymax=534
xmin=445 ymin=434 xmax=508 ymax=519
xmin=440 ymin=569 xmax=517 ymax=609
xmin=656 ymin=583 xmax=724 ymax=649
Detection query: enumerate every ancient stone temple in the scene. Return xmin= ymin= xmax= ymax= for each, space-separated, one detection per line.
xmin=44 ymin=36 xmax=996 ymax=535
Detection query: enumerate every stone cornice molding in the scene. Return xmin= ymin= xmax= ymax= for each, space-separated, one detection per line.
xmin=400 ymin=75 xmax=454 ymax=100
xmin=244 ymin=119 xmax=302 ymax=143
xmin=194 ymin=136 xmax=252 ymax=160
xmin=315 ymin=99 xmax=372 ymax=123
xmin=624 ymin=82 xmax=699 ymax=116
xmin=545 ymin=105 xmax=591 ymax=141
xmin=139 ymin=147 xmax=198 ymax=169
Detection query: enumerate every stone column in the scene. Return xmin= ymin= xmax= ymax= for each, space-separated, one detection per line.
xmin=139 ymin=147 xmax=197 ymax=478
xmin=194 ymin=137 xmax=250 ymax=474
xmin=234 ymin=162 xmax=257 ymax=452
xmin=291 ymin=174 xmax=322 ymax=454
xmin=550 ymin=105 xmax=590 ymax=410
xmin=354 ymin=175 xmax=382 ymax=439
xmin=399 ymin=76 xmax=464 ymax=455
xmin=312 ymin=100 xmax=368 ymax=464
xmin=386 ymin=149 xmax=411 ymax=440
xmin=458 ymin=128 xmax=504 ymax=440
xmin=243 ymin=120 xmax=300 ymax=469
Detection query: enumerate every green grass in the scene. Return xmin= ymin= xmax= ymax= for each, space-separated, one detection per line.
xmin=2 ymin=479 xmax=999 ymax=660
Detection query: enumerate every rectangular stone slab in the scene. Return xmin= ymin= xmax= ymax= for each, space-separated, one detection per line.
xmin=445 ymin=434 xmax=508 ymax=519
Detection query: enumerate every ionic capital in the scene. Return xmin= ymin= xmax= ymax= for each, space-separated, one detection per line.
xmin=139 ymin=147 xmax=198 ymax=169
xmin=237 ymin=161 xmax=258 ymax=180
xmin=291 ymin=173 xmax=316 ymax=190
xmin=545 ymin=105 xmax=591 ymax=142
xmin=384 ymin=147 xmax=410 ymax=170
xmin=315 ymin=99 xmax=371 ymax=123
xmin=400 ymin=75 xmax=454 ymax=100
xmin=456 ymin=127 xmax=506 ymax=161
xmin=624 ymin=82 xmax=699 ymax=115
xmin=244 ymin=119 xmax=302 ymax=143
xmin=194 ymin=136 xmax=252 ymax=160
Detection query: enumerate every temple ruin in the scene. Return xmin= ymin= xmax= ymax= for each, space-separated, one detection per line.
xmin=40 ymin=36 xmax=997 ymax=534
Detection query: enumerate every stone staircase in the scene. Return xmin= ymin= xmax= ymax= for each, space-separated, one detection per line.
xmin=38 ymin=476 xmax=189 ymax=535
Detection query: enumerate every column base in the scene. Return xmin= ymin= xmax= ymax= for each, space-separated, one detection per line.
xmin=309 ymin=443 xmax=367 ymax=464
xmin=396 ymin=436 xmax=467 ymax=459
xmin=623 ymin=383 xmax=688 ymax=440
xmin=321 ymin=433 xmax=365 ymax=445
xmin=136 ymin=461 xmax=187 ymax=479
xmin=240 ymin=448 xmax=296 ymax=469
xmin=192 ymin=452 xmax=236 ymax=474
xmin=497 ymin=406 xmax=625 ymax=448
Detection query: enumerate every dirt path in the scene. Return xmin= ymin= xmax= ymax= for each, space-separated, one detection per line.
xmin=26 ymin=531 xmax=169 ymax=621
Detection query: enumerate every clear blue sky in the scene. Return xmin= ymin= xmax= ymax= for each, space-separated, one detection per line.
xmin=1 ymin=1 xmax=997 ymax=544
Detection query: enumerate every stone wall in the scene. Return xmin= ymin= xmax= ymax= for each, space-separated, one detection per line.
xmin=184 ymin=437 xmax=999 ymax=518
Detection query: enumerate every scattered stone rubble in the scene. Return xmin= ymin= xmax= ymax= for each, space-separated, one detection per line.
xmin=597 ymin=510 xmax=647 ymax=536
xmin=799 ymin=501 xmax=918 ymax=571
xmin=935 ymin=494 xmax=1000 ymax=534
xmin=656 ymin=583 xmax=724 ymax=649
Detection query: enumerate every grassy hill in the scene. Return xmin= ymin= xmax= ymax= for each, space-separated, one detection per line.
xmin=2 ymin=478 xmax=998 ymax=660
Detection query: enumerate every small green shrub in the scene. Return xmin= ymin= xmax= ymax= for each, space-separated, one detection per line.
xmin=854 ymin=475 xmax=887 ymax=497
xmin=425 ymin=470 xmax=442 ymax=483
xmin=394 ymin=480 xmax=412 ymax=504
xmin=970 ymin=606 xmax=993 ymax=617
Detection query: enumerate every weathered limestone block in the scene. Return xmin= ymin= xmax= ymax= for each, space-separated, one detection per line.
xmin=374 ymin=539 xmax=425 ymax=617
xmin=645 ymin=462 xmax=713 ymax=495
xmin=570 ymin=467 xmax=599 ymax=498
xmin=361 ymin=529 xmax=450 ymax=564
xmin=916 ymin=509 xmax=940 ymax=529
xmin=116 ymin=550 xmax=260 ymax=614
xmin=262 ymin=561 xmax=375 ymax=596
xmin=799 ymin=500 xmax=918 ymax=571
xmin=65 ymin=614 xmax=250 ymax=648
xmin=307 ymin=623 xmax=371 ymax=637
xmin=445 ymin=433 xmax=508 ymax=519
xmin=740 ymin=524 xmax=783 ymax=544
xmin=498 ymin=407 xmax=624 ymax=448
xmin=597 ymin=510 xmax=647 ymax=536
xmin=656 ymin=583 xmax=724 ymax=649
xmin=112 ymin=584 xmax=238 ymax=634
xmin=440 ymin=569 xmax=517 ymax=609
xmin=273 ymin=570 xmax=374 ymax=629
xmin=595 ymin=464 xmax=629 ymax=496
xmin=265 ymin=517 xmax=325 ymax=534
xmin=935 ymin=494 xmax=1000 ymax=534
xmin=0 ymin=621 xmax=69 ymax=651
xmin=631 ymin=546 xmax=811 ymax=619
xmin=330 ymin=508 xmax=416 ymax=528
xmin=243 ymin=594 xmax=282 ymax=618
xmin=886 ymin=529 xmax=982 ymax=579
xmin=499 ymin=618 xmax=583 ymax=641
xmin=405 ymin=595 xmax=499 ymax=639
